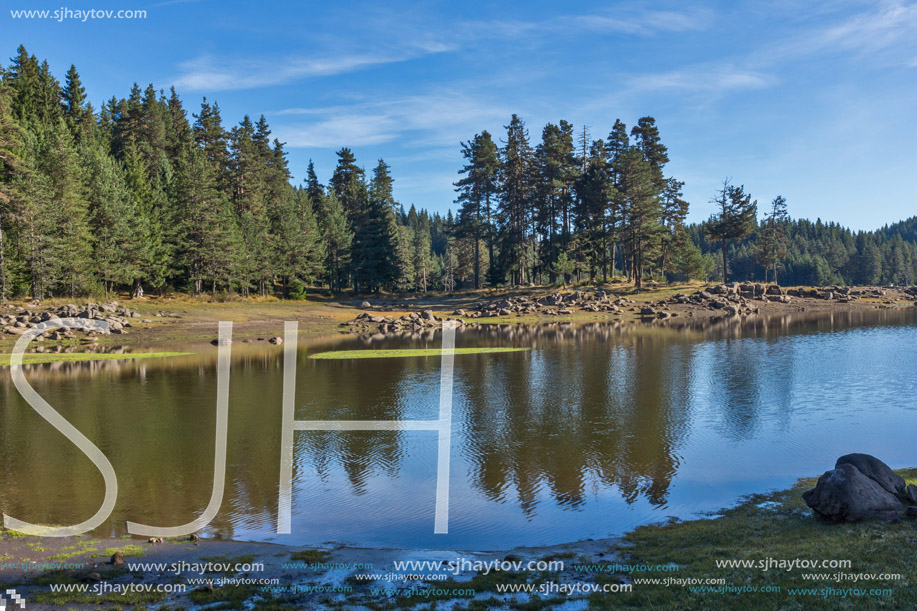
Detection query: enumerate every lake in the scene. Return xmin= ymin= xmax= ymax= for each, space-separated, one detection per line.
xmin=1 ymin=308 xmax=915 ymax=549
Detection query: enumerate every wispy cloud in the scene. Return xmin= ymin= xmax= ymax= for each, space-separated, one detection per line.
xmin=448 ymin=6 xmax=711 ymax=47
xmin=752 ymin=0 xmax=917 ymax=66
xmin=172 ymin=48 xmax=444 ymax=91
xmin=628 ymin=66 xmax=774 ymax=94
xmin=564 ymin=8 xmax=713 ymax=35
xmin=273 ymin=92 xmax=510 ymax=149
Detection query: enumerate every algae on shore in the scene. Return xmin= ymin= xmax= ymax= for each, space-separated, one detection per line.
xmin=0 ymin=351 xmax=192 ymax=367
xmin=309 ymin=347 xmax=530 ymax=359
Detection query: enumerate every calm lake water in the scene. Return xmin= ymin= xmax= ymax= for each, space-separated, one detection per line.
xmin=1 ymin=309 xmax=915 ymax=549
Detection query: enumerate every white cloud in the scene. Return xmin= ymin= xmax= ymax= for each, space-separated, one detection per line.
xmin=172 ymin=54 xmax=407 ymax=91
xmin=273 ymin=92 xmax=511 ymax=149
xmin=627 ymin=67 xmax=774 ymax=94
xmin=752 ymin=1 xmax=917 ymax=66
xmin=566 ymin=9 xmax=712 ymax=35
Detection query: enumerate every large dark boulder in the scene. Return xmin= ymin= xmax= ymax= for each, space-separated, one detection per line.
xmin=835 ymin=453 xmax=906 ymax=497
xmin=802 ymin=463 xmax=903 ymax=522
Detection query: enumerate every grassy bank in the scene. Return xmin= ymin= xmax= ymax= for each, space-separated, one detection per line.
xmin=594 ymin=468 xmax=917 ymax=609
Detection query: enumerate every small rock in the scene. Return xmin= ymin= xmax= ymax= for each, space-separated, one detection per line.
xmin=268 ymin=336 xmax=283 ymax=345
xmin=110 ymin=551 xmax=124 ymax=566
xmin=360 ymin=301 xmax=372 ymax=309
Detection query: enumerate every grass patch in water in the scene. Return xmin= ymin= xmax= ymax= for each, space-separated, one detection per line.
xmin=309 ymin=347 xmax=530 ymax=360
xmin=0 ymin=351 xmax=192 ymax=366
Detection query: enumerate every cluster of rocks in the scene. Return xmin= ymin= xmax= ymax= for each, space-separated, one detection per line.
xmin=455 ymin=290 xmax=634 ymax=318
xmin=1 ymin=301 xmax=153 ymax=339
xmin=803 ymin=453 xmax=917 ymax=523
xmin=342 ymin=309 xmax=465 ymax=334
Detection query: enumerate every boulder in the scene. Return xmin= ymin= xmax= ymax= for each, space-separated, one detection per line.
xmin=907 ymin=484 xmax=917 ymax=505
xmin=110 ymin=551 xmax=124 ymax=566
xmin=765 ymin=285 xmax=783 ymax=296
xmin=360 ymin=301 xmax=372 ymax=309
xmin=835 ymin=453 xmax=906 ymax=497
xmin=802 ymin=463 xmax=902 ymax=522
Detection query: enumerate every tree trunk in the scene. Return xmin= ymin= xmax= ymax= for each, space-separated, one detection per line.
xmin=721 ymin=241 xmax=729 ymax=284
xmin=473 ymin=233 xmax=480 ymax=290
xmin=0 ymin=216 xmax=6 ymax=303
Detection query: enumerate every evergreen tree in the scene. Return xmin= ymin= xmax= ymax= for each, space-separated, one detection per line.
xmin=0 ymin=80 xmax=25 ymax=301
xmin=705 ymin=179 xmax=758 ymax=284
xmin=619 ymin=148 xmax=662 ymax=289
xmin=454 ymin=131 xmax=499 ymax=289
xmin=497 ymin=114 xmax=534 ymax=286
xmin=759 ymin=195 xmax=790 ymax=283
xmin=574 ymin=139 xmax=613 ymax=280
xmin=534 ymin=120 xmax=578 ymax=281
xmin=330 ymin=147 xmax=365 ymax=217
xmin=659 ymin=178 xmax=690 ymax=275
xmin=317 ymin=191 xmax=352 ymax=292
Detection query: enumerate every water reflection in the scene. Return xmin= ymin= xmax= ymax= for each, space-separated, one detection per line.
xmin=0 ymin=307 xmax=914 ymax=547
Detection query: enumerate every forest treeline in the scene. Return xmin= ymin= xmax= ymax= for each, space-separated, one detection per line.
xmin=0 ymin=45 xmax=914 ymax=301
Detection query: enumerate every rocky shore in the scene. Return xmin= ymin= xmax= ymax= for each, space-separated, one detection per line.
xmin=339 ymin=283 xmax=917 ymax=335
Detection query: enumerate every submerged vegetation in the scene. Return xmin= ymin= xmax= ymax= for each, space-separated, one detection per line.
xmin=309 ymin=347 xmax=530 ymax=359
xmin=0 ymin=351 xmax=191 ymax=366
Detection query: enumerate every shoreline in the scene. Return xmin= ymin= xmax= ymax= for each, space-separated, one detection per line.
xmin=2 ymin=469 xmax=915 ymax=609
xmin=1 ymin=285 xmax=916 ymax=608
xmin=1 ymin=282 xmax=914 ymax=355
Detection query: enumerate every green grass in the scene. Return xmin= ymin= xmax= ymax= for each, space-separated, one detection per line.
xmin=47 ymin=540 xmax=98 ymax=561
xmin=589 ymin=468 xmax=917 ymax=610
xmin=289 ymin=549 xmax=332 ymax=563
xmin=96 ymin=544 xmax=145 ymax=558
xmin=0 ymin=351 xmax=192 ymax=366
xmin=309 ymin=347 xmax=530 ymax=360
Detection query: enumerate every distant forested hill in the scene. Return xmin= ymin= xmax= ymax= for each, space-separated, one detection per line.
xmin=688 ymin=216 xmax=916 ymax=286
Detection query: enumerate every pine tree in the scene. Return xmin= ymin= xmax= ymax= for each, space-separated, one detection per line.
xmin=84 ymin=140 xmax=144 ymax=294
xmin=705 ymin=179 xmax=757 ymax=284
xmin=330 ymin=147 xmax=365 ymax=217
xmin=318 ymin=191 xmax=352 ymax=292
xmin=605 ymin=120 xmax=629 ymax=277
xmin=619 ymin=148 xmax=662 ymax=289
xmin=60 ymin=64 xmax=87 ymax=133
xmin=630 ymin=116 xmax=669 ymax=190
xmin=759 ymin=195 xmax=789 ymax=284
xmin=305 ymin=159 xmax=324 ymax=208
xmin=497 ymin=114 xmax=534 ymax=286
xmin=574 ymin=139 xmax=613 ymax=280
xmin=0 ymin=80 xmax=25 ymax=301
xmin=454 ymin=131 xmax=499 ymax=289
xmin=351 ymin=160 xmax=399 ymax=292
xmin=534 ymin=120 xmax=578 ymax=281
xmin=659 ymin=178 xmax=690 ymax=275
xmin=41 ymin=120 xmax=92 ymax=297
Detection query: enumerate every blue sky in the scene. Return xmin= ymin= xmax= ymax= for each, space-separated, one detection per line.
xmin=6 ymin=0 xmax=917 ymax=229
